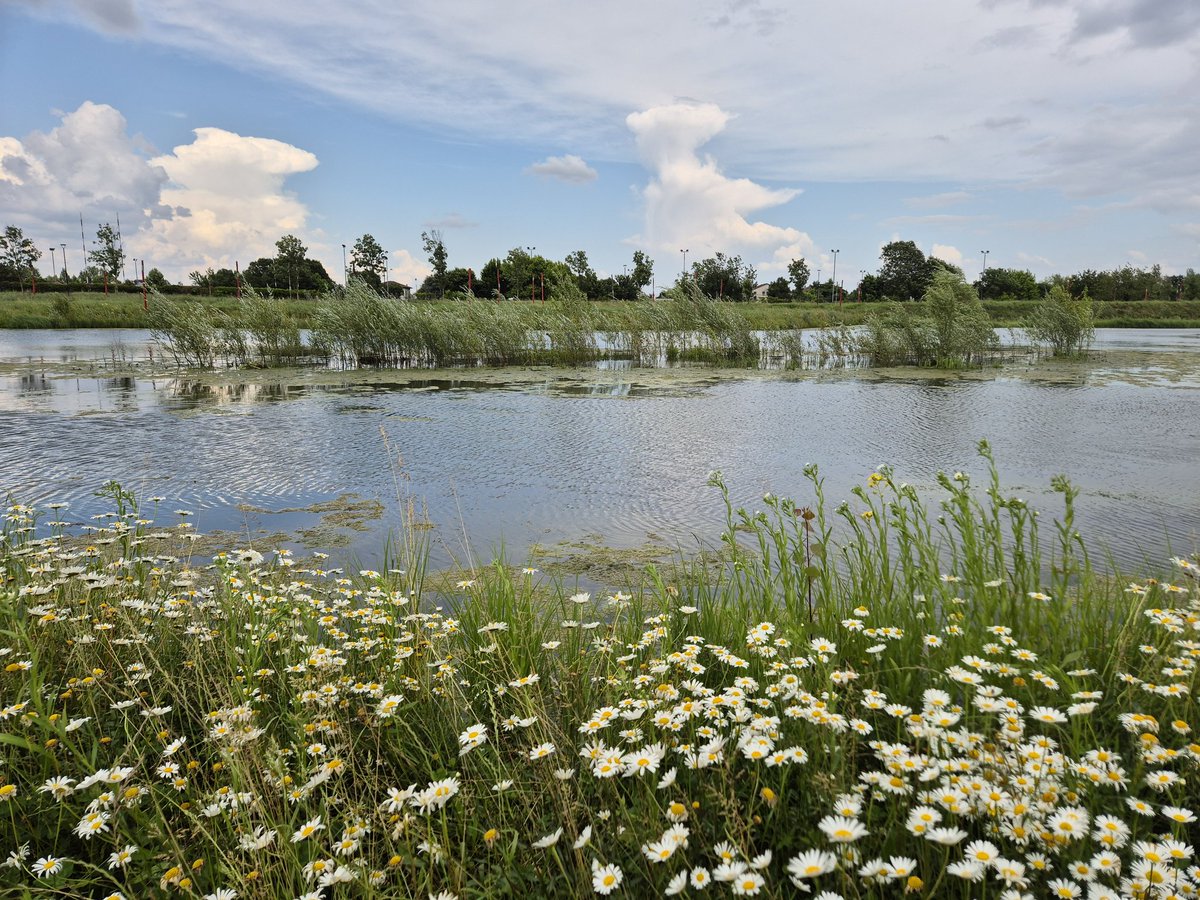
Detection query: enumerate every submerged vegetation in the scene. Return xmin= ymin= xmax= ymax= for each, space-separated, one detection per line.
xmin=1 ymin=447 xmax=1197 ymax=898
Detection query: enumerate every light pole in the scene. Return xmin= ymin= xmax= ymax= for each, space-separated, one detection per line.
xmin=980 ymin=249 xmax=990 ymax=278
xmin=830 ymin=249 xmax=840 ymax=303
xmin=859 ymin=269 xmax=867 ymax=303
xmin=61 ymin=244 xmax=69 ymax=295
xmin=680 ymin=249 xmax=688 ymax=280
xmin=49 ymin=247 xmax=57 ymax=279
xmin=341 ymin=244 xmax=348 ymax=287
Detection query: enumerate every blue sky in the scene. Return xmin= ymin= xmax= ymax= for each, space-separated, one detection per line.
xmin=2 ymin=0 xmax=1198 ymax=288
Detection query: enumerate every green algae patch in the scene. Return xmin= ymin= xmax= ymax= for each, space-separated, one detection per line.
xmin=527 ymin=535 xmax=677 ymax=588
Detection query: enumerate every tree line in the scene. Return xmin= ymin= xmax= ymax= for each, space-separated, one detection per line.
xmin=3 ymin=223 xmax=1199 ymax=304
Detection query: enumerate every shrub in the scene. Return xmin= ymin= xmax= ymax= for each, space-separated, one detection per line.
xmin=1024 ymin=285 xmax=1096 ymax=356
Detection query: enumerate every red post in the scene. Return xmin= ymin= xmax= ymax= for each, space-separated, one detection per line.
xmin=141 ymin=260 xmax=147 ymax=310
xmin=496 ymin=265 xmax=501 ymax=300
xmin=235 ymin=261 xmax=241 ymax=299
xmin=468 ymin=268 xmax=473 ymax=295
xmin=541 ymin=272 xmax=545 ymax=303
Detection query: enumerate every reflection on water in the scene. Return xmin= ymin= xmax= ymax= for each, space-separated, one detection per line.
xmin=1 ymin=329 xmax=1198 ymax=573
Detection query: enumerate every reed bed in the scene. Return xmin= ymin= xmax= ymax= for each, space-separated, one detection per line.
xmin=1 ymin=449 xmax=1197 ymax=899
xmin=311 ymin=282 xmax=763 ymax=369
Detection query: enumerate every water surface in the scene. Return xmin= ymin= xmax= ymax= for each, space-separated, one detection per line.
xmin=2 ymin=329 xmax=1197 ymax=574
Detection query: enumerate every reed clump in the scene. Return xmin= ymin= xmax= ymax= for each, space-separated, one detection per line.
xmin=856 ymin=271 xmax=999 ymax=368
xmin=1 ymin=446 xmax=1196 ymax=898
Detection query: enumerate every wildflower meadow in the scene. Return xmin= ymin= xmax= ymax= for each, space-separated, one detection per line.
xmin=1 ymin=443 xmax=1197 ymax=899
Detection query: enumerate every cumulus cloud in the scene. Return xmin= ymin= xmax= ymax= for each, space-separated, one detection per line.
xmin=526 ymin=154 xmax=598 ymax=184
xmin=133 ymin=127 xmax=319 ymax=275
xmin=0 ymin=103 xmax=324 ymax=279
xmin=0 ymin=102 xmax=170 ymax=233
xmin=931 ymin=244 xmax=965 ymax=267
xmin=626 ymin=102 xmax=811 ymax=274
xmin=386 ymin=248 xmax=430 ymax=288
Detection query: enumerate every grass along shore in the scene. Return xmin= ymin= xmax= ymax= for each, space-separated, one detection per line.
xmin=1 ymin=446 xmax=1198 ymax=898
xmin=3 ymin=290 xmax=1200 ymax=331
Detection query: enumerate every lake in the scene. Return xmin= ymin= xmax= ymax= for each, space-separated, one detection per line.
xmin=1 ymin=328 xmax=1198 ymax=577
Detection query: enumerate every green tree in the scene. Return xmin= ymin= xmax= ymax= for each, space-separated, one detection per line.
xmin=630 ymin=250 xmax=654 ymax=294
xmin=787 ymin=258 xmax=810 ymax=294
xmin=243 ymin=258 xmax=276 ymax=290
xmin=350 ymin=233 xmax=386 ymax=289
xmin=87 ymin=223 xmax=125 ymax=280
xmin=977 ymin=267 xmax=1038 ymax=303
xmin=275 ymin=234 xmax=308 ymax=298
xmin=565 ymin=250 xmax=600 ymax=299
xmin=766 ymin=277 xmax=791 ymax=300
xmin=145 ymin=268 xmax=169 ymax=290
xmin=877 ymin=240 xmax=934 ymax=301
xmin=689 ymin=252 xmax=756 ymax=302
xmin=478 ymin=258 xmax=510 ymax=298
xmin=0 ymin=225 xmax=42 ymax=289
xmin=189 ymin=268 xmax=216 ymax=295
xmin=421 ymin=230 xmax=448 ymax=298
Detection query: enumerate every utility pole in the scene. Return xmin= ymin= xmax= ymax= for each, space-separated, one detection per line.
xmin=680 ymin=249 xmax=688 ymax=280
xmin=980 ymin=250 xmax=990 ymax=280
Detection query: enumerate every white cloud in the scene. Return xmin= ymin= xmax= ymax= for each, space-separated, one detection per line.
xmin=0 ymin=101 xmax=170 ymax=234
xmin=387 ymin=248 xmax=429 ymax=288
xmin=526 ymin=154 xmax=597 ymax=184
xmin=931 ymin=244 xmax=965 ymax=266
xmin=16 ymin=1 xmax=1200 ymax=213
xmin=626 ymin=102 xmax=811 ymax=275
xmin=133 ymin=127 xmax=318 ymax=275
xmin=0 ymin=103 xmax=324 ymax=280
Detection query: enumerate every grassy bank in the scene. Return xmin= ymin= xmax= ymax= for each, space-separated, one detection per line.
xmin=5 ymin=290 xmax=1200 ymax=331
xmin=1 ymin=447 xmax=1197 ymax=898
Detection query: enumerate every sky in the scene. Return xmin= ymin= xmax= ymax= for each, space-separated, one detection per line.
xmin=1 ymin=0 xmax=1198 ymax=290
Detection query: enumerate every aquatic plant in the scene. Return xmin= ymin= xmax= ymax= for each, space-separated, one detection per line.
xmin=856 ymin=272 xmax=998 ymax=368
xmin=1 ymin=450 xmax=1196 ymax=898
xmin=1025 ymin=285 xmax=1097 ymax=357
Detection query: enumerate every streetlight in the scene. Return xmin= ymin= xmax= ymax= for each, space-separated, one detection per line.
xmin=830 ymin=249 xmax=840 ymax=303
xmin=859 ymin=269 xmax=867 ymax=303
xmin=60 ymin=244 xmax=69 ymax=295
xmin=341 ymin=244 xmax=348 ymax=287
xmin=980 ymin=249 xmax=990 ymax=277
xmin=680 ymin=249 xmax=688 ymax=279
xmin=49 ymin=247 xmax=56 ymax=279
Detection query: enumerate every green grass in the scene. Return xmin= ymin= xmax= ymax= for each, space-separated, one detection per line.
xmin=1 ymin=446 xmax=1197 ymax=898
xmin=0 ymin=291 xmax=323 ymax=329
xmin=7 ymin=290 xmax=1200 ymax=331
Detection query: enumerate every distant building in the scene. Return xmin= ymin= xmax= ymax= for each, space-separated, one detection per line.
xmin=752 ymin=283 xmax=771 ymax=300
